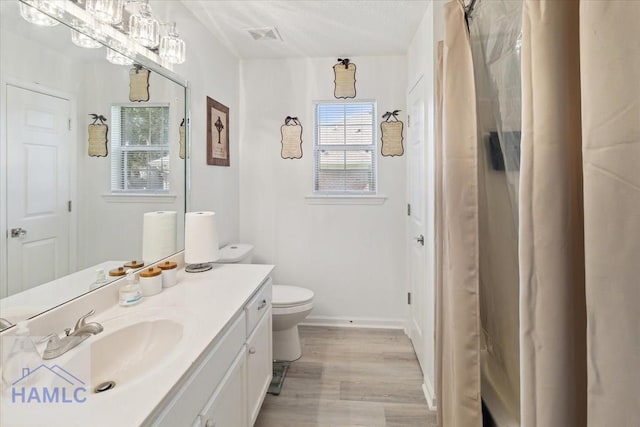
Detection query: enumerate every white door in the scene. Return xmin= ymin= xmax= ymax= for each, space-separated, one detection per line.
xmin=407 ymin=78 xmax=428 ymax=373
xmin=6 ymin=85 xmax=71 ymax=295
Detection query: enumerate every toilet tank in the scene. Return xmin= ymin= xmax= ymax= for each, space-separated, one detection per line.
xmin=217 ymin=244 xmax=254 ymax=264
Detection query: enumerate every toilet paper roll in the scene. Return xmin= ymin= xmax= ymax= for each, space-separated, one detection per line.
xmin=184 ymin=211 xmax=220 ymax=264
xmin=142 ymin=211 xmax=177 ymax=264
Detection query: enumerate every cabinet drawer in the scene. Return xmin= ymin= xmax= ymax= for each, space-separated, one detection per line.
xmin=245 ymin=278 xmax=272 ymax=337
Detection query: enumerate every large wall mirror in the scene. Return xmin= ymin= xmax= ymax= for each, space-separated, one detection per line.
xmin=0 ymin=1 xmax=188 ymax=330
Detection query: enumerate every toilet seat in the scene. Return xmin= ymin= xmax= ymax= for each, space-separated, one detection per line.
xmin=272 ymin=285 xmax=314 ymax=308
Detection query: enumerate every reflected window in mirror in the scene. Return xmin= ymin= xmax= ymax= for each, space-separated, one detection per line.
xmin=111 ymin=104 xmax=170 ymax=193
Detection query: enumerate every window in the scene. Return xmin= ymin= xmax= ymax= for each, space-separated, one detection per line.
xmin=111 ymin=105 xmax=170 ymax=193
xmin=313 ymin=101 xmax=377 ymax=194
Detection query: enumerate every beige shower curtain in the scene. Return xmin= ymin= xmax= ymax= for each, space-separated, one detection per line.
xmin=580 ymin=2 xmax=640 ymax=425
xmin=437 ymin=0 xmax=639 ymax=425
xmin=436 ymin=1 xmax=481 ymax=426
xmin=519 ymin=1 xmax=587 ymax=425
xmin=520 ymin=0 xmax=640 ymax=425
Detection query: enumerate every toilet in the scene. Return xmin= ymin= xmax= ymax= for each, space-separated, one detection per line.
xmin=216 ymin=244 xmax=314 ymax=362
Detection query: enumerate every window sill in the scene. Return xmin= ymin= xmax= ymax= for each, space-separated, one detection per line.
xmin=102 ymin=193 xmax=178 ymax=204
xmin=305 ymin=195 xmax=387 ymax=205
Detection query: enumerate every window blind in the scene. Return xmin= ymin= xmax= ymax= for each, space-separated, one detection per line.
xmin=313 ymin=102 xmax=377 ymax=194
xmin=110 ymin=105 xmax=170 ymax=193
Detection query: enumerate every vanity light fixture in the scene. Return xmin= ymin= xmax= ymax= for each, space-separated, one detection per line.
xmin=19 ymin=0 xmax=188 ymax=69
xmin=129 ymin=0 xmax=159 ymax=49
xmin=19 ymin=0 xmax=61 ymax=27
xmin=71 ymin=26 xmax=103 ymax=49
xmin=85 ymin=0 xmax=124 ymax=25
xmin=159 ymin=23 xmax=186 ymax=65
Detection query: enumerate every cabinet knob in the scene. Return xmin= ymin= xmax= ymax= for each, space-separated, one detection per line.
xmin=205 ymin=419 xmax=216 ymax=427
xmin=257 ymin=299 xmax=267 ymax=310
xmin=249 ymin=347 xmax=256 ymax=355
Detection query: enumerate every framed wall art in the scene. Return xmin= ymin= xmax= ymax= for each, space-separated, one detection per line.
xmin=333 ymin=58 xmax=356 ymax=99
xmin=207 ymin=96 xmax=229 ymax=166
xmin=381 ymin=110 xmax=404 ymax=157
xmin=88 ymin=113 xmax=108 ymax=157
xmin=129 ymin=65 xmax=150 ymax=102
xmin=280 ymin=116 xmax=303 ymax=159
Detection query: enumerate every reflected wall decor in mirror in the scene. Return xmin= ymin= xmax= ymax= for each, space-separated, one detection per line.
xmin=0 ymin=0 xmax=189 ymax=330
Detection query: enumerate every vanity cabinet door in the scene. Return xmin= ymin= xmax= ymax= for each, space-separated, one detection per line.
xmin=151 ymin=313 xmax=246 ymax=427
xmin=197 ymin=345 xmax=248 ymax=427
xmin=246 ymin=307 xmax=273 ymax=426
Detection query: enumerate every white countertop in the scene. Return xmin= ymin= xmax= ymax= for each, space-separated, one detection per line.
xmin=0 ymin=260 xmax=126 ymax=323
xmin=0 ymin=263 xmax=274 ymax=427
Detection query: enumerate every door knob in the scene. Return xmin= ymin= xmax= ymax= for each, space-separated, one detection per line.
xmin=10 ymin=228 xmax=27 ymax=238
xmin=414 ymin=234 xmax=424 ymax=246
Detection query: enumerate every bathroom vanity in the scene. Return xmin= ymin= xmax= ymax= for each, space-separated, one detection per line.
xmin=149 ymin=266 xmax=274 ymax=427
xmin=0 ymin=263 xmax=274 ymax=427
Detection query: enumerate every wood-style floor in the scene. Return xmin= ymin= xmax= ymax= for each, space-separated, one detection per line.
xmin=255 ymin=326 xmax=437 ymax=427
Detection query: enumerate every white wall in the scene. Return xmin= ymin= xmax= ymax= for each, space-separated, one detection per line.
xmin=239 ymin=56 xmax=407 ymax=326
xmin=406 ymin=0 xmax=446 ymax=408
xmin=159 ymin=2 xmax=241 ymax=246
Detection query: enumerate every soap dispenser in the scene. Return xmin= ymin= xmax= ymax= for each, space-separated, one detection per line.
xmin=1 ymin=321 xmax=41 ymax=387
xmin=90 ymin=268 xmax=109 ymax=290
xmin=119 ymin=270 xmax=142 ymax=307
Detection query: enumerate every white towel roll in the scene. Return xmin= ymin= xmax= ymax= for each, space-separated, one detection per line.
xmin=184 ymin=211 xmax=220 ymax=264
xmin=142 ymin=211 xmax=177 ymax=264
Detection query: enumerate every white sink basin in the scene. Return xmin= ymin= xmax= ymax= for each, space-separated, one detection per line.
xmin=57 ymin=307 xmax=195 ymax=392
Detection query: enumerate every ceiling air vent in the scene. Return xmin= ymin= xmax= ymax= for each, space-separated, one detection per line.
xmin=246 ymin=27 xmax=282 ymax=41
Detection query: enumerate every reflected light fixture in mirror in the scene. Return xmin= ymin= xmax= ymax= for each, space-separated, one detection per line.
xmin=71 ymin=28 xmax=103 ymax=49
xmin=160 ymin=23 xmax=186 ymax=65
xmin=129 ymin=0 xmax=159 ymax=48
xmin=85 ymin=0 xmax=124 ymax=25
xmin=19 ymin=1 xmax=60 ymax=26
xmin=106 ymin=47 xmax=134 ymax=65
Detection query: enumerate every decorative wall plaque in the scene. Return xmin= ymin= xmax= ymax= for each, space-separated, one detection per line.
xmin=207 ymin=96 xmax=230 ymax=166
xmin=88 ymin=114 xmax=108 ymax=157
xmin=381 ymin=110 xmax=404 ymax=157
xmin=280 ymin=116 xmax=303 ymax=159
xmin=129 ymin=65 xmax=150 ymax=102
xmin=333 ymin=58 xmax=356 ymax=99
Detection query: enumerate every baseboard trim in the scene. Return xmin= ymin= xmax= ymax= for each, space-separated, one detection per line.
xmin=300 ymin=316 xmax=406 ymax=330
xmin=423 ymin=379 xmax=437 ymax=411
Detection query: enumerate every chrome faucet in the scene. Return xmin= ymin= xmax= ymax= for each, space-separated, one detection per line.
xmin=41 ymin=309 xmax=103 ymax=360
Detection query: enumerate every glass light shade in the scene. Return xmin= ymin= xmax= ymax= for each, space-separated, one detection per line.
xmin=106 ymin=48 xmax=133 ymax=66
xmin=85 ymin=0 xmax=124 ymax=25
xmin=159 ymin=26 xmax=186 ymax=65
xmin=129 ymin=3 xmax=159 ymax=48
xmin=71 ymin=29 xmax=102 ymax=49
xmin=19 ymin=2 xmax=59 ymax=27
